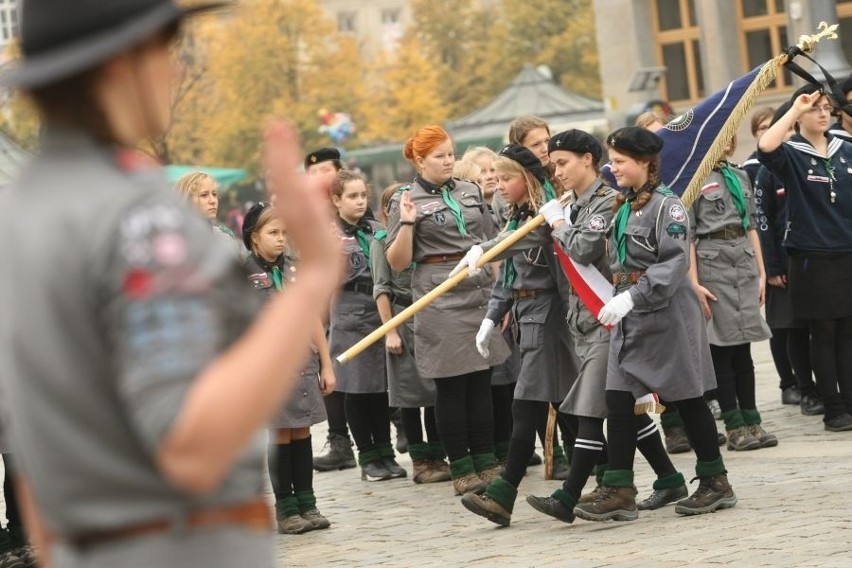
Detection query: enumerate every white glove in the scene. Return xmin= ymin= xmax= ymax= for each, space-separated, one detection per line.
xmin=475 ymin=318 xmax=496 ymax=358
xmin=449 ymin=245 xmax=484 ymax=277
xmin=539 ymin=199 xmax=565 ymax=226
xmin=597 ymin=290 xmax=635 ymax=326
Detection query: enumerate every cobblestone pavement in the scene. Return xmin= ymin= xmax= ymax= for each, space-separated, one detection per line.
xmin=277 ymin=340 xmax=852 ymax=567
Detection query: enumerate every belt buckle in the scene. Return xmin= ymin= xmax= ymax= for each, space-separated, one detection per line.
xmin=616 ymin=273 xmax=628 ymax=285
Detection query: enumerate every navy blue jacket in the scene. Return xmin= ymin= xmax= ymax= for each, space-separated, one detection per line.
xmin=753 ymin=165 xmax=789 ymax=276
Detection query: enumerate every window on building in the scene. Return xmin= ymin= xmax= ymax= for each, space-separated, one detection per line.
xmin=838 ymin=2 xmax=852 ymax=73
xmin=736 ymin=0 xmax=791 ymax=90
xmin=338 ymin=11 xmax=356 ymax=33
xmin=381 ymin=8 xmax=400 ymax=25
xmin=652 ymin=0 xmax=703 ymax=103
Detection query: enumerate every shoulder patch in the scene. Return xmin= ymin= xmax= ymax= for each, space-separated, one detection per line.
xmin=668 ymin=203 xmax=687 ymax=223
xmin=587 ymin=214 xmax=608 ymax=232
xmin=666 ymin=222 xmax=687 ymax=239
xmin=397 ymin=185 xmax=411 ymax=193
xmin=374 ymin=229 xmax=388 ymax=242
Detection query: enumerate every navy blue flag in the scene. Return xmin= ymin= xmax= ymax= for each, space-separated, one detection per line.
xmin=602 ymin=65 xmax=763 ymax=196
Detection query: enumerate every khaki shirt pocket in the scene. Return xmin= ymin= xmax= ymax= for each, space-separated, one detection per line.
xmin=517 ymin=311 xmax=547 ymax=352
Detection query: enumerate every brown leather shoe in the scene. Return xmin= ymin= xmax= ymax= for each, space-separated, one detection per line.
xmin=675 ymin=474 xmax=737 ymax=515
xmin=573 ymin=486 xmax=638 ymax=522
xmin=460 ymin=493 xmax=512 ymax=527
xmin=580 ymin=484 xmax=636 ymax=504
xmin=747 ymin=424 xmax=778 ymax=448
xmin=478 ymin=466 xmax=502 ymax=484
xmin=726 ymin=426 xmax=760 ymax=451
xmin=453 ymin=472 xmax=488 ymax=496
xmin=412 ymin=459 xmax=452 ymax=484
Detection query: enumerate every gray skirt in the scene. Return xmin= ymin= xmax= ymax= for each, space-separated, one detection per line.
xmin=695 ymin=238 xmax=771 ymax=346
xmin=491 ymin=327 xmax=520 ymax=386
xmin=271 ymin=353 xmax=327 ymax=429
xmin=411 ymin=261 xmax=510 ymax=379
xmin=560 ymin=317 xmax=609 ymax=419
xmin=512 ymin=292 xmax=577 ymax=402
xmin=387 ymin=303 xmax=436 ymax=408
xmin=607 ymin=279 xmax=716 ymax=401
xmin=330 ymin=291 xmax=387 ymax=393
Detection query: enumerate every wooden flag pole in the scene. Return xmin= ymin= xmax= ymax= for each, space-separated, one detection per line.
xmin=336 ymin=192 xmax=574 ymax=365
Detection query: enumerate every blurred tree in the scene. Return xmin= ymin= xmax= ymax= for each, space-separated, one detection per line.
xmin=0 ymin=43 xmax=40 ymax=151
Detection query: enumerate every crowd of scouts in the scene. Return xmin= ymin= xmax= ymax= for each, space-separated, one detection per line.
xmin=4 ymin=3 xmax=852 ymax=564
xmin=151 ymin=77 xmax=852 ymax=537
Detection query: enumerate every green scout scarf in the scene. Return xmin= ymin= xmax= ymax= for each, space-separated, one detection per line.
xmin=271 ymin=265 xmax=283 ymax=291
xmin=613 ymin=200 xmax=631 ymax=267
xmin=441 ymin=186 xmax=468 ymax=237
xmin=355 ymin=226 xmax=372 ymax=263
xmin=542 ymin=179 xmax=557 ymax=201
xmin=719 ymin=164 xmax=750 ymax=231
xmin=500 ymin=205 xmax=531 ymax=288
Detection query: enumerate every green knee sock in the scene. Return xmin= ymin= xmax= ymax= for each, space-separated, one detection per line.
xmin=695 ymin=456 xmax=726 ymax=478
xmin=722 ymin=409 xmax=746 ymax=431
xmin=472 ymin=452 xmax=497 ymax=473
xmin=275 ymin=494 xmax=300 ymax=518
xmin=294 ymin=490 xmax=317 ymax=512
xmin=449 ymin=455 xmax=476 ymax=479
xmin=378 ymin=442 xmax=396 ymax=459
xmin=660 ymin=409 xmax=685 ymax=433
xmin=485 ymin=478 xmax=518 ymax=513
xmin=553 ymin=444 xmax=567 ymax=464
xmin=408 ymin=442 xmax=431 ymax=461
xmin=357 ymin=447 xmax=381 ymax=466
xmin=741 ymin=408 xmax=761 ymax=426
xmin=652 ymin=471 xmax=686 ymax=490
xmin=429 ymin=441 xmax=447 ymax=460
xmin=594 ymin=464 xmax=609 ymax=486
xmin=551 ymin=488 xmax=578 ymax=510
xmin=601 ymin=468 xmax=634 ymax=488
xmin=495 ymin=440 xmax=511 ymax=460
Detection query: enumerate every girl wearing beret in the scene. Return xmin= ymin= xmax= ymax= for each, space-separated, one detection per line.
xmin=242 ymin=203 xmax=335 ymax=534
xmin=0 ymin=1 xmax=342 ymax=565
xmin=758 ymin=86 xmax=852 ymax=431
xmin=456 ymin=144 xmax=576 ymax=526
xmin=526 ymin=129 xmax=688 ymax=524
xmin=573 ymin=127 xmax=736 ymax=521
xmin=385 ymin=125 xmax=510 ymax=497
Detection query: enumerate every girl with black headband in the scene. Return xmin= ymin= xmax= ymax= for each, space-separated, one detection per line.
xmin=456 ymin=144 xmax=576 ymax=527
xmin=573 ymin=127 xmax=736 ymax=521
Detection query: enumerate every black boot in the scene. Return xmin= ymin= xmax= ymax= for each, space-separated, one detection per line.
xmin=389 ymin=408 xmax=408 ymax=454
xmin=313 ymin=433 xmax=356 ymax=471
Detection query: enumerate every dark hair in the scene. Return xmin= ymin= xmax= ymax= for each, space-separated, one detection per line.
xmin=331 ymin=169 xmax=368 ymax=198
xmin=750 ymin=106 xmax=775 ymax=137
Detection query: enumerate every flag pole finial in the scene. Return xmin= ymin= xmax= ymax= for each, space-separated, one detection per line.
xmin=797 ymin=22 xmax=839 ymax=54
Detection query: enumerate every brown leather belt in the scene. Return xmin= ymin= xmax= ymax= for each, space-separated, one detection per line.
xmin=70 ymin=499 xmax=272 ymax=548
xmin=420 ymin=253 xmax=465 ymax=264
xmin=698 ymin=227 xmax=746 ymax=240
xmin=612 ymin=271 xmax=645 ymax=285
xmin=512 ymin=288 xmax=550 ymax=299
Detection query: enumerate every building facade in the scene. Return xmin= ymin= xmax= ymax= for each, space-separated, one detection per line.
xmin=319 ymin=0 xmax=411 ymax=58
xmin=593 ymin=0 xmax=852 ymax=158
xmin=0 ymin=0 xmax=19 ymax=53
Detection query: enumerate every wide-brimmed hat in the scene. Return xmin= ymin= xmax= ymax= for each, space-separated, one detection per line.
xmin=0 ymin=0 xmax=228 ymax=88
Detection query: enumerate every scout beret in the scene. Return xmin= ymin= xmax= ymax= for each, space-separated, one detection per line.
xmin=606 ymin=127 xmax=664 ymax=156
xmin=548 ymin=129 xmax=603 ymax=163
xmin=304 ymin=147 xmax=341 ymax=169
xmin=498 ymin=144 xmax=547 ymax=184
xmin=791 ymin=83 xmax=823 ymax=102
xmin=242 ymin=202 xmax=271 ymax=251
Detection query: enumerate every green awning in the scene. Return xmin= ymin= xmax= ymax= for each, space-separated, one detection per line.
xmin=165 ymin=165 xmax=248 ymax=187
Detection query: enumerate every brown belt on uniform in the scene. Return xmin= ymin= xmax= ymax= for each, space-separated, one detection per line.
xmin=698 ymin=227 xmax=746 ymax=240
xmin=512 ymin=288 xmax=550 ymax=299
xmin=612 ymin=271 xmax=645 ymax=286
xmin=420 ymin=253 xmax=465 ymax=264
xmin=69 ymin=499 xmax=272 ymax=549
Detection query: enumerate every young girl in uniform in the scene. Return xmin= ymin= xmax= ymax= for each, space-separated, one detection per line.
xmin=241 ymin=203 xmax=335 ymax=534
xmin=689 ymin=137 xmax=776 ymax=451
xmin=758 ymin=86 xmax=852 ymax=431
xmin=371 ymin=185 xmax=450 ymax=484
xmin=329 ymin=170 xmax=406 ymax=481
xmin=456 ymin=144 xmax=576 ymax=525
xmin=174 ymin=171 xmax=243 ymax=257
xmin=385 ymin=125 xmax=510 ymax=496
xmin=573 ymin=127 xmax=736 ymax=521
xmin=525 ymin=130 xmax=688 ymax=524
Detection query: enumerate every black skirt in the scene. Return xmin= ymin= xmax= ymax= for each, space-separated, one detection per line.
xmin=788 ymin=251 xmax=852 ymax=320
xmin=765 ymin=283 xmax=806 ymax=329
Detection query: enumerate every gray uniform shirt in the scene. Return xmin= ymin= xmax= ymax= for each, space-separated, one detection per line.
xmin=688 ymin=166 xmax=758 ymax=238
xmin=0 ymin=131 xmax=265 ymax=537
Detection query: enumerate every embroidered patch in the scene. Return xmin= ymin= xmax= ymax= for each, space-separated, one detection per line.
xmin=664 ymin=109 xmax=694 ymax=132
xmin=666 ymin=222 xmax=687 ymax=239
xmin=587 ymin=214 xmax=607 ymax=232
xmin=807 ymin=175 xmax=830 ymax=183
xmin=714 ymin=199 xmax=726 ymax=215
xmin=776 ymin=187 xmax=786 ymax=196
xmin=248 ymin=272 xmax=271 ymax=289
xmin=434 ymin=211 xmax=447 ymax=226
xmin=668 ymin=204 xmax=686 ymax=223
xmin=701 ymin=182 xmax=720 ymax=193
xmin=420 ymin=201 xmax=443 ymax=215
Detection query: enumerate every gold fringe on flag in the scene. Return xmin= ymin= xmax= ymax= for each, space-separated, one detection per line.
xmin=679 ymin=22 xmax=839 ymax=209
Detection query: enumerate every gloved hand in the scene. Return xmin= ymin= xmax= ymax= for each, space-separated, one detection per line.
xmin=449 ymin=245 xmax=484 ymax=277
xmin=597 ymin=290 xmax=635 ymax=326
xmin=539 ymin=199 xmax=566 ymax=226
xmin=475 ymin=318 xmax=496 ymax=358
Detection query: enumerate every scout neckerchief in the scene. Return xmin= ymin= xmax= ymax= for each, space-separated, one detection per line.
xmin=718 ymin=163 xmax=751 ymax=231
xmin=255 ymin=253 xmax=286 ymax=291
xmin=416 ymin=175 xmax=468 ymax=237
xmin=613 ymin=189 xmax=642 ymax=266
xmin=542 ymin=179 xmax=557 ymax=201
xmin=341 ymin=217 xmax=373 ymax=263
xmin=501 ymin=203 xmax=532 ymax=288
xmin=271 ymin=266 xmax=283 ymax=291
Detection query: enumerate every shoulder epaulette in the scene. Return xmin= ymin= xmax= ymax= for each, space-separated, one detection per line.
xmin=655 ymin=186 xmax=675 ymax=197
xmin=397 ymin=184 xmax=411 ymax=193
xmin=374 ymin=229 xmax=388 ymax=242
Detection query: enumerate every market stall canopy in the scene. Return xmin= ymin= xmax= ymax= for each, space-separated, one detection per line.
xmin=165 ymin=165 xmax=248 ymax=187
xmin=0 ymin=130 xmax=32 ymax=185
xmin=446 ymin=65 xmax=606 ymax=141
